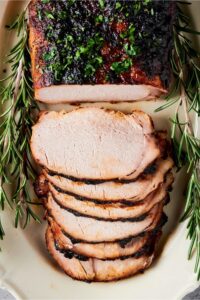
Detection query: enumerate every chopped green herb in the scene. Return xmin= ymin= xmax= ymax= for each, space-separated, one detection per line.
xmin=95 ymin=15 xmax=104 ymax=23
xmin=43 ymin=48 xmax=56 ymax=61
xmin=45 ymin=12 xmax=54 ymax=20
xmin=128 ymin=24 xmax=135 ymax=43
xmin=111 ymin=58 xmax=132 ymax=74
xmin=99 ymin=0 xmax=105 ymax=9
xmin=35 ymin=0 xmax=173 ymax=85
xmin=85 ymin=64 xmax=96 ymax=76
xmin=124 ymin=43 xmax=138 ymax=57
xmin=116 ymin=2 xmax=121 ymax=9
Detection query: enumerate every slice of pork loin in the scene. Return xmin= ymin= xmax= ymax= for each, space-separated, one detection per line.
xmin=31 ymin=108 xmax=161 ymax=180
xmin=49 ymin=172 xmax=173 ymax=220
xmin=45 ymin=195 xmax=163 ymax=243
xmin=48 ymin=216 xmax=164 ymax=260
xmin=35 ymin=85 xmax=166 ymax=104
xmin=44 ymin=158 xmax=174 ymax=202
xmin=46 ymin=130 xmax=169 ymax=183
xmin=46 ymin=228 xmax=155 ymax=282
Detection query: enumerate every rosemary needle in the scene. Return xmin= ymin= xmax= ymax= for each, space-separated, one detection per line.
xmin=156 ymin=3 xmax=200 ymax=279
xmin=0 ymin=8 xmax=41 ymax=239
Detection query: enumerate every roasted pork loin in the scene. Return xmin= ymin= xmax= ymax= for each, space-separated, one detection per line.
xmin=29 ymin=1 xmax=176 ymax=103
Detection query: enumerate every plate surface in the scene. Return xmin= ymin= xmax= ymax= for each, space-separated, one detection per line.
xmin=0 ymin=1 xmax=200 ymax=300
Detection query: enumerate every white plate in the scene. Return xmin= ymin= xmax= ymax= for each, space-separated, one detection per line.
xmin=0 ymin=1 xmax=200 ymax=299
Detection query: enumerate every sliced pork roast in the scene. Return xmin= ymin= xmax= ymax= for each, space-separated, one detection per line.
xmin=31 ymin=108 xmax=162 ymax=181
xmin=48 ymin=173 xmax=173 ymax=220
xmin=45 ymin=195 xmax=163 ymax=243
xmin=31 ymin=107 xmax=174 ymax=281
xmin=44 ymin=158 xmax=173 ymax=202
xmin=46 ymin=228 xmax=157 ymax=282
xmin=48 ymin=215 xmax=166 ymax=260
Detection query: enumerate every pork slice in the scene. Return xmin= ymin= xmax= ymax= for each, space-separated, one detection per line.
xmin=46 ymin=130 xmax=169 ymax=183
xmin=46 ymin=228 xmax=155 ymax=282
xmin=46 ymin=227 xmax=95 ymax=281
xmin=35 ymin=85 xmax=166 ymax=103
xmin=49 ymin=172 xmax=173 ymax=220
xmin=31 ymin=108 xmax=161 ymax=181
xmin=45 ymin=195 xmax=163 ymax=243
xmin=44 ymin=158 xmax=174 ymax=202
xmin=48 ymin=214 xmax=165 ymax=260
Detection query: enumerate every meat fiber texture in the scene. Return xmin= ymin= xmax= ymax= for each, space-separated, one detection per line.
xmin=31 ymin=107 xmax=174 ymax=282
xmin=31 ymin=108 xmax=161 ymax=180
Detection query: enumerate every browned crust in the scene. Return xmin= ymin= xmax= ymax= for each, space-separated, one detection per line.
xmin=35 ymin=170 xmax=174 ymax=206
xmin=29 ymin=0 xmax=48 ymax=89
xmin=48 ymin=216 xmax=150 ymax=260
xmin=29 ymin=2 xmax=169 ymax=98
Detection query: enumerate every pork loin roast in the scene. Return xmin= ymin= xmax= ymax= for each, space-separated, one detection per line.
xmin=29 ymin=1 xmax=176 ymax=103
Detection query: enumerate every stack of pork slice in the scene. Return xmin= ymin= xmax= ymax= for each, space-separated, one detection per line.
xmin=31 ymin=107 xmax=174 ymax=282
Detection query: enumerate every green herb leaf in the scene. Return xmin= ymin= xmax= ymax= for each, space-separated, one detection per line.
xmin=111 ymin=58 xmax=132 ymax=74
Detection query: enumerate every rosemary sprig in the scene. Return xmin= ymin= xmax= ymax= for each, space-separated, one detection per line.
xmin=0 ymin=8 xmax=41 ymax=239
xmin=156 ymin=3 xmax=200 ymax=279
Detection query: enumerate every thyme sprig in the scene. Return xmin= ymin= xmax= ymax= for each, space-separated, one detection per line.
xmin=156 ymin=3 xmax=200 ymax=279
xmin=0 ymin=8 xmax=41 ymax=240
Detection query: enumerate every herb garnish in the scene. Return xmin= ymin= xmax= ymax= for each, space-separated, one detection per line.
xmin=0 ymin=9 xmax=41 ymax=240
xmin=33 ymin=0 xmax=173 ymax=85
xmin=156 ymin=2 xmax=200 ymax=279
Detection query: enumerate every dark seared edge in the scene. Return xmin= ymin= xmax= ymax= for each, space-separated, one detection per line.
xmin=51 ymin=192 xmax=152 ymax=223
xmin=50 ymin=183 xmax=146 ymax=205
xmin=119 ymin=213 xmax=167 ymax=248
xmin=45 ymin=196 xmax=159 ymax=223
xmin=46 ymin=229 xmax=155 ymax=283
xmin=46 ymin=209 xmax=168 ymax=245
xmin=46 ymin=160 xmax=157 ymax=184
xmin=47 ymin=171 xmax=173 ymax=205
xmin=35 ymin=171 xmax=173 ymax=205
xmin=53 ymin=231 xmax=159 ymax=262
